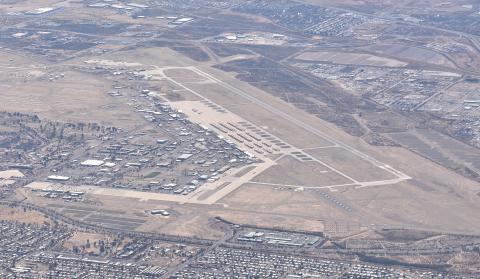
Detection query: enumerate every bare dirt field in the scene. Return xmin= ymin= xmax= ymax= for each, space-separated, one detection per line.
xmin=97 ymin=48 xmax=193 ymax=68
xmin=219 ymin=182 xmax=350 ymax=228
xmin=151 ymin=79 xmax=202 ymax=102
xmin=0 ymin=69 xmax=143 ymax=129
xmin=359 ymin=44 xmax=456 ymax=68
xmin=211 ymin=208 xmax=326 ymax=233
xmin=251 ymin=155 xmax=353 ymax=187
xmin=163 ymin=68 xmax=211 ymax=83
xmin=295 ymin=51 xmax=408 ymax=67
xmin=306 ymin=147 xmax=397 ymax=182
xmin=0 ymin=204 xmax=49 ymax=225
xmin=179 ymin=81 xmax=253 ymax=107
xmin=219 ymin=148 xmax=480 ymax=234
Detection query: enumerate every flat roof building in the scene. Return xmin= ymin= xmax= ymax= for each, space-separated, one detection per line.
xmin=80 ymin=159 xmax=105 ymax=167
xmin=47 ymin=175 xmax=70 ymax=181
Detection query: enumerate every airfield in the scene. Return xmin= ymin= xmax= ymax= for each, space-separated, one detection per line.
xmin=25 ymin=60 xmax=410 ymax=204
xmin=2 ymin=46 xmax=476 ymax=237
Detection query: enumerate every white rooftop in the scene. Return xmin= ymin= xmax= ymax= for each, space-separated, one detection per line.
xmin=26 ymin=7 xmax=57 ymax=15
xmin=81 ymin=159 xmax=105 ymax=167
xmin=47 ymin=175 xmax=70 ymax=181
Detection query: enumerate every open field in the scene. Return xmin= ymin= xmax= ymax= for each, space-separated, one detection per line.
xmin=251 ymin=155 xmax=353 ymax=188
xmin=295 ymin=51 xmax=408 ymax=67
xmin=306 ymin=147 xmax=398 ymax=182
xmin=0 ymin=69 xmax=144 ymax=129
xmin=389 ymin=129 xmax=480 ymax=175
xmin=220 ymin=144 xmax=480 ymax=234
xmin=0 ymin=204 xmax=49 ymax=225
xmin=359 ymin=44 xmax=456 ymax=67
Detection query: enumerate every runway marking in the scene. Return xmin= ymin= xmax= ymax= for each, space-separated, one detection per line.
xmin=250 ymin=181 xmax=359 ymax=189
xmin=301 ymin=145 xmax=340 ymax=150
